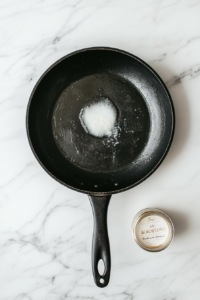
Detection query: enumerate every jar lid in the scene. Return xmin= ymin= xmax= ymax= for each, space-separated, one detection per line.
xmin=132 ymin=208 xmax=174 ymax=252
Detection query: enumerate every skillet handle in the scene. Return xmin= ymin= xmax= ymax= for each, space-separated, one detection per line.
xmin=88 ymin=195 xmax=111 ymax=288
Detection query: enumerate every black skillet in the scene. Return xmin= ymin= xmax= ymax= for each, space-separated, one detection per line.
xmin=26 ymin=47 xmax=175 ymax=288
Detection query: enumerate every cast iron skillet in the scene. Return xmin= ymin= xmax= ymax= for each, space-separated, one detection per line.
xmin=26 ymin=47 xmax=175 ymax=288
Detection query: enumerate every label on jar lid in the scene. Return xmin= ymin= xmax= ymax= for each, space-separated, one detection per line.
xmin=136 ymin=215 xmax=169 ymax=248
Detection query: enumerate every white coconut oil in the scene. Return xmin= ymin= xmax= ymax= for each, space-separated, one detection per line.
xmin=79 ymin=98 xmax=117 ymax=138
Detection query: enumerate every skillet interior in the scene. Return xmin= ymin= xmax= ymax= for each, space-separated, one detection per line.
xmin=27 ymin=48 xmax=174 ymax=195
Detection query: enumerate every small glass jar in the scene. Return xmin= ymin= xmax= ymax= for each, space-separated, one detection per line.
xmin=132 ymin=208 xmax=174 ymax=252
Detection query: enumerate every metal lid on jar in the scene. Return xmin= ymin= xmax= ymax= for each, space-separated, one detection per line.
xmin=132 ymin=208 xmax=174 ymax=252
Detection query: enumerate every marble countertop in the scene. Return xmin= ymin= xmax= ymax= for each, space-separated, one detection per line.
xmin=1 ymin=0 xmax=200 ymax=299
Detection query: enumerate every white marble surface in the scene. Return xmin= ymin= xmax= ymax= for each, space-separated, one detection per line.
xmin=1 ymin=0 xmax=200 ymax=299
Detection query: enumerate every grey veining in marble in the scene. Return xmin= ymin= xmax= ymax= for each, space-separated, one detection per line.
xmin=1 ymin=0 xmax=200 ymax=299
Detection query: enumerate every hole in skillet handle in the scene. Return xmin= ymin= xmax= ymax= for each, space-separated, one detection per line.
xmin=98 ymin=259 xmax=105 ymax=276
xmin=100 ymin=278 xmax=104 ymax=284
xmin=97 ymin=258 xmax=107 ymax=287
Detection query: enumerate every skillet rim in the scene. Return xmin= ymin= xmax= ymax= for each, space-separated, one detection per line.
xmin=26 ymin=46 xmax=175 ymax=196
